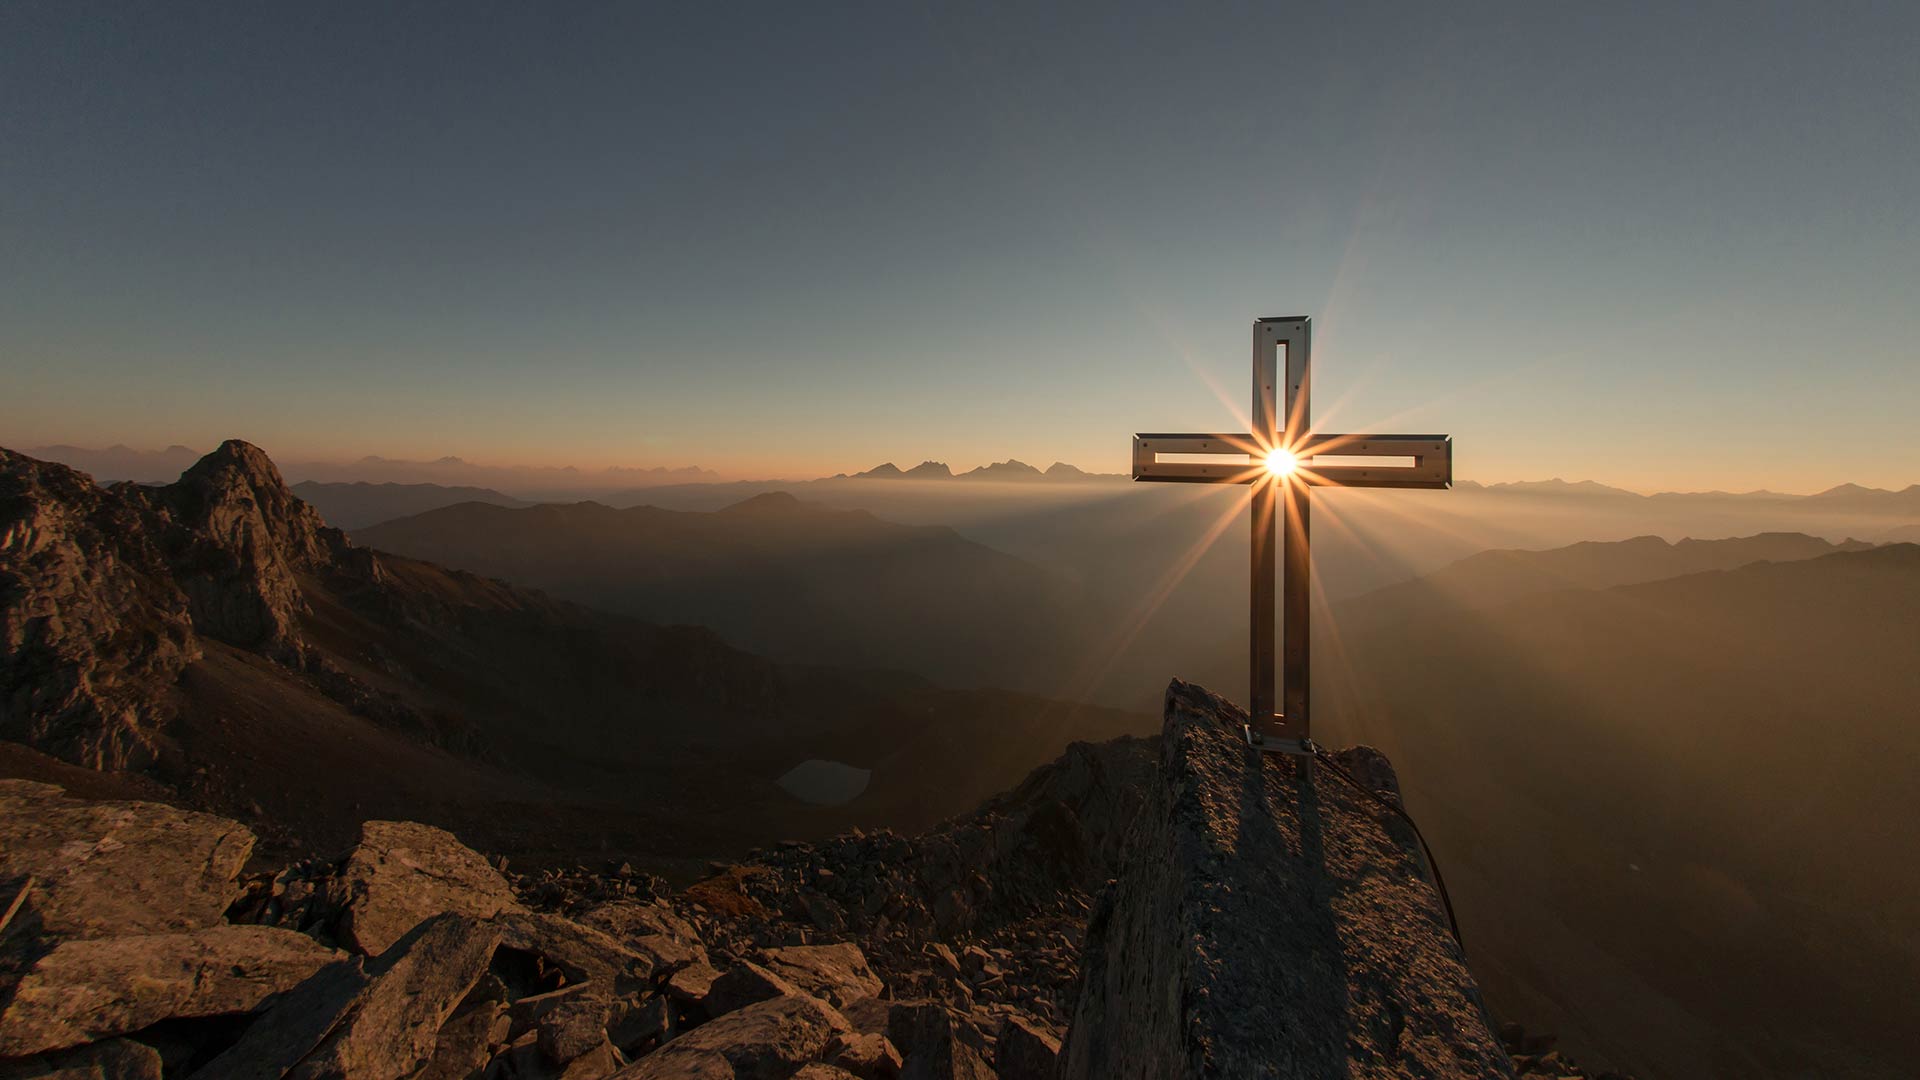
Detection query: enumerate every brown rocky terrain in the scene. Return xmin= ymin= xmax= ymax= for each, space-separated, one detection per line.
xmin=1 ymin=682 xmax=1625 ymax=1078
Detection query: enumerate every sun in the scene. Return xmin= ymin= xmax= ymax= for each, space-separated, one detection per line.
xmin=1265 ymin=448 xmax=1298 ymax=477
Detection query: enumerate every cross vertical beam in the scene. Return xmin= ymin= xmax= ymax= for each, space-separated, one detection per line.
xmin=1281 ymin=319 xmax=1312 ymax=732
xmin=1249 ymin=324 xmax=1279 ymax=724
xmin=1255 ymin=316 xmax=1314 ymax=751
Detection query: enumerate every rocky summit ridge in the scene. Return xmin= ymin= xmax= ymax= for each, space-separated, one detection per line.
xmin=1 ymin=440 xmax=351 ymax=769
xmin=1 ymin=680 xmax=1619 ymax=1078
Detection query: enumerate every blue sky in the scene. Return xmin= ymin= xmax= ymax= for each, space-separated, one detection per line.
xmin=3 ymin=2 xmax=1916 ymax=490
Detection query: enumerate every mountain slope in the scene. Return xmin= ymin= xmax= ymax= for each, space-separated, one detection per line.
xmin=1341 ymin=531 xmax=1875 ymax=634
xmin=354 ymin=493 xmax=1093 ymax=693
xmin=0 ymin=443 xmax=1152 ymax=869
xmin=1326 ymin=545 xmax=1920 ymax=1079
xmin=290 ymin=480 xmax=529 ymax=529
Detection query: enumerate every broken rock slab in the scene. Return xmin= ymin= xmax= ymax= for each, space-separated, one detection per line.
xmin=494 ymin=909 xmax=659 ymax=995
xmin=889 ymin=1002 xmax=992 ymax=1080
xmin=0 ymin=924 xmax=341 ymax=1057
xmin=334 ymin=820 xmax=523 ymax=956
xmin=0 ymin=1037 xmax=166 ymax=1080
xmin=1060 ymin=679 xmax=1515 ymax=1079
xmin=195 ymin=913 xmax=501 ymax=1080
xmin=994 ymin=1016 xmax=1059 ymax=1080
xmin=792 ymin=1066 xmax=861 ymax=1080
xmin=613 ymin=993 xmax=851 ymax=1079
xmin=0 ymin=781 xmax=253 ymax=940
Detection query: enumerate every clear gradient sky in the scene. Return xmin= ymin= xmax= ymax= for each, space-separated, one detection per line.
xmin=3 ymin=2 xmax=1916 ymax=491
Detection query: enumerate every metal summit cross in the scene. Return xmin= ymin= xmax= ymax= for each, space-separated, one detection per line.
xmin=1133 ymin=316 xmax=1453 ymax=754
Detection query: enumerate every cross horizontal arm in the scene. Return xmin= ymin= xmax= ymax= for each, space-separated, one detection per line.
xmin=1132 ymin=432 xmax=1452 ymax=488
xmin=1132 ymin=433 xmax=1267 ymax=483
xmin=1298 ymin=433 xmax=1452 ymax=489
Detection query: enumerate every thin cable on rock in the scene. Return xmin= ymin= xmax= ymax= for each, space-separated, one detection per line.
xmin=1308 ymin=744 xmax=1463 ymax=949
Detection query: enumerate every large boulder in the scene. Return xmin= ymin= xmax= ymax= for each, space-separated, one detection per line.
xmin=0 ymin=781 xmax=253 ymax=940
xmin=1058 ymin=680 xmax=1514 ymax=1078
xmin=759 ymin=944 xmax=883 ymax=1009
xmin=334 ymin=820 xmax=522 ymax=955
xmin=614 ymin=994 xmax=851 ymax=1079
xmin=0 ymin=925 xmax=341 ymax=1056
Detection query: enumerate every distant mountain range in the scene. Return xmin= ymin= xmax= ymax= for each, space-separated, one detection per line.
xmin=842 ymin=459 xmax=1123 ymax=482
xmin=1454 ymin=476 xmax=1920 ymax=515
xmin=1339 ymin=531 xmax=1876 ymax=635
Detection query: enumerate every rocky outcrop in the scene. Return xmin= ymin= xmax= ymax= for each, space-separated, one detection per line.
xmin=0 ymin=453 xmax=199 ymax=769
xmin=0 ymin=441 xmax=356 ymax=769
xmin=133 ymin=440 xmax=336 ymax=658
xmin=1061 ymin=680 xmax=1513 ymax=1078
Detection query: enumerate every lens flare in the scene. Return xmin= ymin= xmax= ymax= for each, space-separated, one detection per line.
xmin=1266 ymin=449 xmax=1298 ymax=477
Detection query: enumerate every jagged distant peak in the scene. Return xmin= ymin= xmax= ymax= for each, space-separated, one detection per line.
xmin=1484 ymin=477 xmax=1641 ymax=497
xmin=903 ymin=461 xmax=952 ymax=479
xmin=1810 ymin=482 xmax=1887 ymax=498
xmin=855 ymin=462 xmax=905 ymax=479
xmin=960 ymin=459 xmax=1044 ymax=480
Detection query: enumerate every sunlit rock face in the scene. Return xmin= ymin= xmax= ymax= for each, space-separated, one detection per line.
xmin=0 ymin=451 xmax=201 ymax=768
xmin=136 ymin=439 xmax=337 ymax=658
xmin=1061 ymin=679 xmax=1513 ymax=1078
xmin=0 ymin=440 xmax=361 ymax=768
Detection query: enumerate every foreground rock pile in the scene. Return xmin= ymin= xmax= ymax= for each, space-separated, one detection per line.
xmin=0 ymin=779 xmax=843 ymax=1077
xmin=0 ymin=682 xmax=1633 ymax=1078
xmin=0 ymin=772 xmax=1091 ymax=1079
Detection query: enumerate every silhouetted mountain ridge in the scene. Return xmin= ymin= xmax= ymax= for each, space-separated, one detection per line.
xmin=291 ymin=480 xmax=529 ymax=529
xmin=354 ymin=492 xmax=1092 ymax=692
xmin=1342 ymin=531 xmax=1876 ymax=634
xmin=846 ymin=458 xmax=1118 ymax=482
